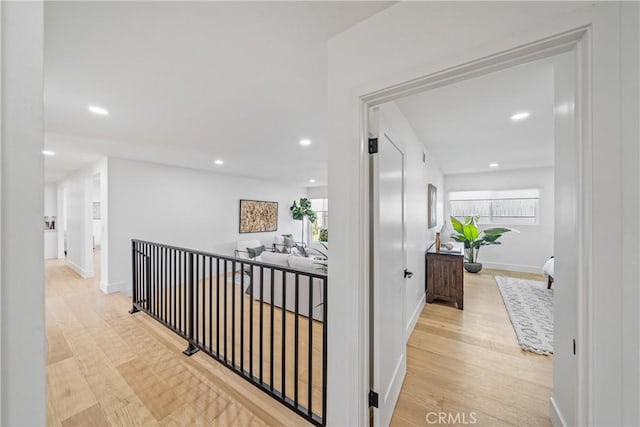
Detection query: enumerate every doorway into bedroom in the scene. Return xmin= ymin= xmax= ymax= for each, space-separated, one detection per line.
xmin=368 ymin=50 xmax=577 ymax=425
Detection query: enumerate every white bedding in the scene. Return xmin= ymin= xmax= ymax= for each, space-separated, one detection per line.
xmin=542 ymin=257 xmax=555 ymax=278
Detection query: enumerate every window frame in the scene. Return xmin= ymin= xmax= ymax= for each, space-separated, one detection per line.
xmin=448 ymin=189 xmax=541 ymax=226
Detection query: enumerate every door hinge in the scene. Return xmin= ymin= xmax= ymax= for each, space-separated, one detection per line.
xmin=573 ymin=338 xmax=576 ymax=355
xmin=368 ymin=138 xmax=378 ymax=154
xmin=369 ymin=390 xmax=379 ymax=408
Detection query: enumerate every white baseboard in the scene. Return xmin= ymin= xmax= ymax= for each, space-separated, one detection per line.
xmin=406 ymin=293 xmax=425 ymax=341
xmin=67 ymin=259 xmax=94 ymax=279
xmin=550 ymin=397 xmax=567 ymax=427
xmin=481 ymin=261 xmax=541 ymax=274
xmin=100 ymin=280 xmax=129 ymax=295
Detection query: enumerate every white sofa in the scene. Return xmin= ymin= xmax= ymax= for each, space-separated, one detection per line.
xmin=248 ymin=251 xmax=325 ymax=321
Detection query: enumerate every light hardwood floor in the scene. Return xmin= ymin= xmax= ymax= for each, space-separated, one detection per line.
xmin=390 ymin=269 xmax=553 ymax=426
xmin=47 ymin=255 xmax=551 ymax=426
xmin=46 ymin=254 xmax=313 ymax=427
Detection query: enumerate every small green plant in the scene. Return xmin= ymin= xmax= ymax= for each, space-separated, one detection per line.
xmin=450 ymin=216 xmax=516 ymax=263
xmin=290 ymin=198 xmax=317 ymax=245
xmin=319 ymin=228 xmax=328 ymax=242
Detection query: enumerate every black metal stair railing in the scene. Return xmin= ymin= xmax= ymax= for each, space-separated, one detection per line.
xmin=129 ymin=239 xmax=328 ymax=426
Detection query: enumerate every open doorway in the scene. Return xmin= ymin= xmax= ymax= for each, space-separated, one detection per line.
xmin=367 ymin=39 xmax=583 ymax=425
xmin=57 ymin=169 xmax=106 ymax=284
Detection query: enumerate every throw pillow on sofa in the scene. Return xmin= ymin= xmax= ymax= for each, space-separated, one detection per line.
xmin=247 ymin=245 xmax=265 ymax=259
xmin=288 ymin=255 xmax=324 ymax=271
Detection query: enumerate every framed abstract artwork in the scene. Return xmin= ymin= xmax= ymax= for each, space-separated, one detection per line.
xmin=239 ymin=199 xmax=278 ymax=233
xmin=428 ymin=184 xmax=437 ymax=228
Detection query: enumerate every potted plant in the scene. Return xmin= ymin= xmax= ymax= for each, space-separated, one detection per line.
xmin=450 ymin=216 xmax=517 ymax=273
xmin=290 ymin=198 xmax=317 ymax=246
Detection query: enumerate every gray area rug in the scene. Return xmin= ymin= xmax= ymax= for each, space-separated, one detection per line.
xmin=495 ymin=276 xmax=554 ymax=355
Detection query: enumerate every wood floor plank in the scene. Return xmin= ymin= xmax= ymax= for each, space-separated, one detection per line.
xmin=106 ymin=399 xmax=159 ymax=427
xmin=47 ymin=357 xmax=99 ymax=421
xmin=61 ymin=404 xmax=110 ymax=427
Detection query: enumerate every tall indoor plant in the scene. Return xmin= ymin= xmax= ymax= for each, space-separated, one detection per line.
xmin=290 ymin=198 xmax=317 ymax=246
xmin=450 ymin=216 xmax=517 ymax=273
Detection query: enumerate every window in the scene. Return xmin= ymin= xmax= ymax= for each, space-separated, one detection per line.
xmin=449 ymin=189 xmax=540 ymax=225
xmin=310 ymin=198 xmax=328 ymax=241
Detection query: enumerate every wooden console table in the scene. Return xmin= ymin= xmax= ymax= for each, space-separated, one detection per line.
xmin=425 ymin=242 xmax=464 ymax=310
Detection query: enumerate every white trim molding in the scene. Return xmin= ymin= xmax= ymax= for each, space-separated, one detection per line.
xmin=481 ymin=262 xmax=542 ymax=275
xmin=100 ymin=280 xmax=129 ymax=295
xmin=405 ymin=293 xmax=425 ymax=341
xmin=67 ymin=259 xmax=94 ymax=279
xmin=550 ymin=397 xmax=567 ymax=427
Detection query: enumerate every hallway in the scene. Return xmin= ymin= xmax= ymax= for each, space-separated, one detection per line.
xmin=45 ymin=256 xmax=309 ymax=426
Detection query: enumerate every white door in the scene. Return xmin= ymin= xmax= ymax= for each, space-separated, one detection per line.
xmin=371 ymin=124 xmax=407 ymax=426
xmin=552 ymin=51 xmax=579 ymax=423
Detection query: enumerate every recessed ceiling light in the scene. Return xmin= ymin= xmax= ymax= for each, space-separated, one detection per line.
xmin=42 ymin=150 xmax=56 ymax=156
xmin=214 ymin=159 xmax=224 ymax=165
xmin=88 ymin=105 xmax=109 ymax=115
xmin=309 ymin=178 xmax=316 ymax=184
xmin=489 ymin=162 xmax=499 ymax=168
xmin=510 ymin=111 xmax=530 ymax=121
xmin=299 ymin=138 xmax=312 ymax=147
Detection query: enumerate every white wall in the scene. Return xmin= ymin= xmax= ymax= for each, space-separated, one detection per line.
xmin=327 ymin=2 xmax=639 ymax=426
xmin=306 ymin=185 xmax=328 ymax=200
xmin=106 ymin=157 xmax=305 ymax=295
xmin=44 ymin=183 xmax=57 ymax=216
xmin=92 ymin=177 xmax=101 ymax=246
xmin=378 ymin=102 xmax=444 ymax=336
xmin=0 ymin=1 xmax=46 ymax=424
xmin=444 ymin=167 xmax=554 ymax=273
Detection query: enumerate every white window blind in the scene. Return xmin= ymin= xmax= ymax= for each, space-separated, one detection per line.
xmin=449 ymin=189 xmax=540 ymax=225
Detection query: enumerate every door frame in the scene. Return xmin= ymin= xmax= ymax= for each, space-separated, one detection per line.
xmin=359 ymin=26 xmax=591 ymax=425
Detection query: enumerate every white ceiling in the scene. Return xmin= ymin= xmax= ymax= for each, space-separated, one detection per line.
xmin=394 ymin=58 xmax=555 ymax=175
xmin=44 ymin=1 xmax=394 ymax=183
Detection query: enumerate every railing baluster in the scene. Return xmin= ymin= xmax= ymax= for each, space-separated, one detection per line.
xmin=130 ymin=241 xmax=136 ymax=312
xmin=171 ymin=249 xmax=178 ymax=327
xmin=240 ymin=261 xmax=244 ymax=372
xmin=308 ymin=274 xmax=313 ymax=416
xmin=146 ymin=244 xmax=149 ymax=308
xmin=201 ymin=254 xmax=205 ymax=347
xmin=294 ymin=273 xmax=299 ymax=408
xmin=281 ymin=272 xmax=286 ymax=399
xmin=249 ymin=264 xmax=254 ymax=378
xmin=209 ymin=257 xmax=213 ymax=353
xmin=155 ymin=245 xmax=159 ymax=316
xmin=163 ymin=247 xmax=167 ymax=322
xmin=270 ymin=268 xmax=275 ymax=391
xmin=183 ymin=252 xmax=198 ymax=356
xmin=322 ymin=277 xmax=328 ymax=425
xmin=259 ymin=266 xmax=264 ymax=384
xmin=232 ymin=259 xmax=236 ymax=367
xmin=183 ymin=250 xmax=186 ymax=334
xmin=195 ymin=254 xmax=199 ymax=344
xmin=216 ymin=258 xmax=220 ymax=356
xmin=224 ymin=259 xmax=228 ymax=362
